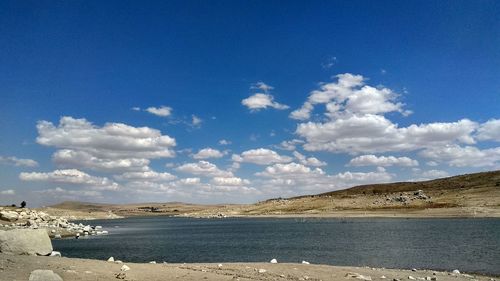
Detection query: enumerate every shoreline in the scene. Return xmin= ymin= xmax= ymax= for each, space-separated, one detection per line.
xmin=1 ymin=254 xmax=498 ymax=281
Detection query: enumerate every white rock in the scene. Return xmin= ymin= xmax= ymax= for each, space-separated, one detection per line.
xmin=301 ymin=261 xmax=310 ymax=264
xmin=49 ymin=251 xmax=61 ymax=257
xmin=452 ymin=270 xmax=460 ymax=274
xmin=270 ymin=258 xmax=278 ymax=264
xmin=115 ymin=260 xmax=123 ymax=264
xmin=0 ymin=211 xmax=19 ymax=222
xmin=149 ymin=261 xmax=156 ymax=264
xmin=107 ymin=256 xmax=115 ymax=262
xmin=0 ymin=229 xmax=53 ymax=256
xmin=54 ymin=234 xmax=62 ymax=239
xmin=408 ymin=276 xmax=416 ymax=280
xmin=28 ymin=269 xmax=63 ymax=281
xmin=218 ymin=264 xmax=223 ymax=268
xmin=121 ymin=265 xmax=130 ymax=272
xmin=258 ymin=269 xmax=267 ymax=273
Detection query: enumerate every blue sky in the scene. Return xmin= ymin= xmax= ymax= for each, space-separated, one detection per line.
xmin=0 ymin=0 xmax=499 ymax=207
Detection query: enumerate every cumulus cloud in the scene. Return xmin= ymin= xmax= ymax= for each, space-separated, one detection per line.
xmin=476 ymin=119 xmax=500 ymax=142
xmin=0 ymin=189 xmax=15 ymax=195
xmin=146 ymin=106 xmax=172 ymax=117
xmin=19 ymin=169 xmax=120 ymax=191
xmin=420 ymin=170 xmax=450 ymax=180
xmin=36 ymin=116 xmax=176 ymax=173
xmin=211 ymin=176 xmax=250 ymax=186
xmin=255 ymin=162 xmax=392 ymax=196
xmin=297 ymin=115 xmax=477 ymax=154
xmin=36 ymin=187 xmax=103 ymax=200
xmin=290 ymin=73 xmax=409 ymax=120
xmin=242 ymin=94 xmax=289 ymax=111
xmin=293 ymin=151 xmax=327 ymax=167
xmin=278 ymin=139 xmax=305 ymax=151
xmin=192 ymin=148 xmax=224 ymax=159
xmin=191 ymin=115 xmax=202 ymax=127
xmin=419 ymin=145 xmax=500 ymax=168
xmin=53 ymin=150 xmax=150 ymax=172
xmin=242 ymin=82 xmax=288 ymax=111
xmin=114 ymin=170 xmax=176 ymax=182
xmin=232 ymin=148 xmax=292 ymax=165
xmin=219 ymin=139 xmax=231 ymax=145
xmin=348 ymin=155 xmax=419 ymax=167
xmin=175 ymin=161 xmax=233 ymax=177
xmin=0 ymin=156 xmax=38 ymax=167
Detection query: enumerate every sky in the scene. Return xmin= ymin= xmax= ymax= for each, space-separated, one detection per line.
xmin=0 ymin=0 xmax=499 ymax=207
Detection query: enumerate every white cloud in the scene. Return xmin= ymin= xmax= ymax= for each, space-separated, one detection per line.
xmin=251 ymin=82 xmax=274 ymax=93
xmin=53 ymin=150 xmax=150 ymax=172
xmin=36 ymin=187 xmax=103 ymax=200
xmin=175 ymin=161 xmax=233 ymax=177
xmin=0 ymin=156 xmax=38 ymax=167
xmin=37 ymin=117 xmax=176 ymax=159
xmin=191 ymin=115 xmax=202 ymax=126
xmin=19 ymin=169 xmax=120 ymax=191
xmin=419 ymin=145 xmax=500 ymax=168
xmin=219 ymin=139 xmax=231 ymax=145
xmin=232 ymin=148 xmax=292 ymax=165
xmin=290 ymin=73 xmax=409 ymax=120
xmin=211 ymin=177 xmax=250 ymax=186
xmin=476 ymin=119 xmax=500 ymax=142
xmin=278 ymin=139 xmax=305 ymax=151
xmin=348 ymin=154 xmax=419 ymax=167
xmin=146 ymin=106 xmax=172 ymax=117
xmin=0 ymin=189 xmax=15 ymax=195
xmin=255 ymin=162 xmax=392 ymax=197
xmin=192 ymin=148 xmax=224 ymax=159
xmin=297 ymin=115 xmax=477 ymax=154
xmin=420 ymin=169 xmax=449 ymax=180
xmin=131 ymin=107 xmax=141 ymax=111
xmin=114 ymin=170 xmax=176 ymax=182
xmin=175 ymin=177 xmax=201 ymax=185
xmin=242 ymin=94 xmax=289 ymax=111
xmin=293 ymin=151 xmax=327 ymax=167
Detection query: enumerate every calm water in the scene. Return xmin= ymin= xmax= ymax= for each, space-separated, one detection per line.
xmin=52 ymin=217 xmax=500 ymax=275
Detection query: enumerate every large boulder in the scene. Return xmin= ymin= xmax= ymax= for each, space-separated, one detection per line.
xmin=29 ymin=270 xmax=63 ymax=281
xmin=0 ymin=211 xmax=19 ymax=222
xmin=0 ymin=229 xmax=53 ymax=256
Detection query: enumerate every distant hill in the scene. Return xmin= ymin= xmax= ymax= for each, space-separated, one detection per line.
xmin=46 ymin=170 xmax=500 ymax=218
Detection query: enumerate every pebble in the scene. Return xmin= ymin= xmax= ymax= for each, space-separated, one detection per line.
xmin=302 ymin=261 xmax=310 ymax=265
xmin=270 ymin=258 xmax=278 ymax=264
xmin=258 ymin=269 xmax=267 ymax=273
xmin=452 ymin=269 xmax=460 ymax=274
xmin=107 ymin=257 xmax=114 ymax=262
xmin=120 ymin=265 xmax=130 ymax=272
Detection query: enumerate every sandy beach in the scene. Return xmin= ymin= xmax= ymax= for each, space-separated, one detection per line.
xmin=1 ymin=253 xmax=497 ymax=281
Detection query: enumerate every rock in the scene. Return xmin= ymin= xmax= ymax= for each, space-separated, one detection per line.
xmin=54 ymin=234 xmax=62 ymax=239
xmin=218 ymin=263 xmax=223 ymax=268
xmin=0 ymin=229 xmax=53 ymax=256
xmin=28 ymin=269 xmax=63 ymax=281
xmin=49 ymin=251 xmax=61 ymax=257
xmin=408 ymin=276 xmax=416 ymax=280
xmin=302 ymin=261 xmax=310 ymax=264
xmin=258 ymin=269 xmax=267 ymax=273
xmin=115 ymin=260 xmax=123 ymax=264
xmin=149 ymin=261 xmax=156 ymax=264
xmin=115 ymin=272 xmax=126 ymax=279
xmin=345 ymin=272 xmax=372 ymax=280
xmin=121 ymin=265 xmax=130 ymax=271
xmin=107 ymin=256 xmax=115 ymax=262
xmin=452 ymin=269 xmax=460 ymax=274
xmin=0 ymin=211 xmax=19 ymax=222
xmin=270 ymin=258 xmax=278 ymax=263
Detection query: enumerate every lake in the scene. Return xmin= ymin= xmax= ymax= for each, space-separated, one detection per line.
xmin=52 ymin=217 xmax=500 ymax=275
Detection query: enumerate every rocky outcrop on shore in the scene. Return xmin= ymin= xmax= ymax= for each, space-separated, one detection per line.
xmin=0 ymin=207 xmax=107 ymax=238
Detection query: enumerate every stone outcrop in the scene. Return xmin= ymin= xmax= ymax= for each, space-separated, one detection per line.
xmin=0 ymin=229 xmax=53 ymax=256
xmin=0 ymin=208 xmax=107 ymax=238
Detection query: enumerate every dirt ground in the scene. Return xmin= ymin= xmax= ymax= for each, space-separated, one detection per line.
xmin=0 ymin=254 xmax=497 ymax=281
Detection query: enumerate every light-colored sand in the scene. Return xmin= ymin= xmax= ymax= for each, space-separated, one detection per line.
xmin=0 ymin=254 xmax=496 ymax=281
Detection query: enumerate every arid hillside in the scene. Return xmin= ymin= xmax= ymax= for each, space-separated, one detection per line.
xmin=45 ymin=170 xmax=500 ymax=219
